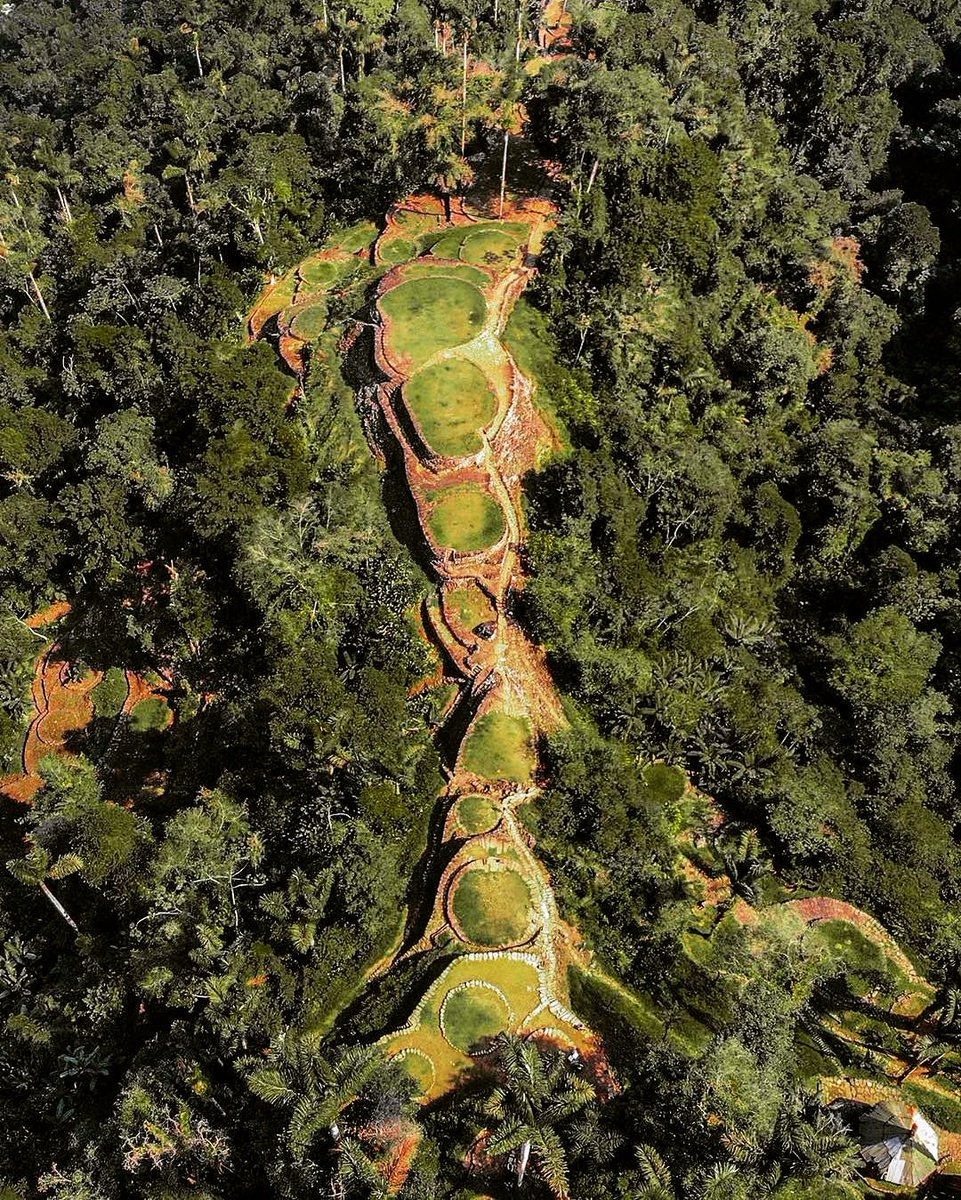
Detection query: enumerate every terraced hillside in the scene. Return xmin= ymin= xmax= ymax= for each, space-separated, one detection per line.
xmin=253 ymin=191 xmax=604 ymax=1101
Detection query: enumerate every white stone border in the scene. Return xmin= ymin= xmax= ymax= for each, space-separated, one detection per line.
xmin=391 ymin=1047 xmax=436 ymax=1093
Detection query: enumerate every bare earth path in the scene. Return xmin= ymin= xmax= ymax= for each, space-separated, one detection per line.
xmin=361 ymin=194 xmax=603 ymax=1100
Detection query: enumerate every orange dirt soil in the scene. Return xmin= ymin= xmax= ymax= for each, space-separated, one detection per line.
xmin=1 ymin=639 xmax=174 ymax=804
xmin=25 ymin=600 xmax=71 ymax=628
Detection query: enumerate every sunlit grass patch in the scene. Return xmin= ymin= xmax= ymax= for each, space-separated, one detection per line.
xmin=426 ymin=484 xmax=504 ymax=553
xmin=380 ymin=277 xmax=487 ymax=372
xmin=404 ymin=357 xmax=497 ymax=457
xmin=451 ymin=863 xmax=533 ymax=946
xmin=462 ymin=712 xmax=534 ymax=783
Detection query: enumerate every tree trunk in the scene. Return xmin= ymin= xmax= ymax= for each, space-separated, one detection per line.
xmin=27 ymin=271 xmax=51 ymax=321
xmin=586 ymin=156 xmax=600 ymax=194
xmin=499 ymin=129 xmax=509 ymax=218
xmin=194 ymin=33 xmax=203 ymax=77
xmin=516 ymin=1139 xmax=531 ymax=1188
xmin=339 ymin=44 xmax=346 ymax=93
xmin=330 ymin=1121 xmax=341 ymax=1144
xmin=55 ymin=187 xmax=72 ymax=224
xmin=461 ymin=37 xmax=469 ymax=154
xmin=40 ymin=881 xmax=78 ymax=932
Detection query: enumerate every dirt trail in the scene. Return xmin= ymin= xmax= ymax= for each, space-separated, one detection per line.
xmin=357 ymin=191 xmax=604 ymax=1099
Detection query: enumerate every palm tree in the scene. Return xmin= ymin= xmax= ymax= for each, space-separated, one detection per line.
xmin=337 ymin=1135 xmax=391 ymax=1198
xmin=711 ymin=825 xmax=768 ymax=905
xmin=480 ymin=1034 xmax=595 ymax=1198
xmin=634 ymin=1144 xmax=677 ymax=1200
xmin=6 ymin=846 xmax=81 ymax=931
xmin=718 ymin=1089 xmax=858 ymax=1196
xmin=247 ymin=1038 xmax=386 ymax=1160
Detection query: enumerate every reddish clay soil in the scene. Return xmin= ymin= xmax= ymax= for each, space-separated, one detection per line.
xmin=1 ymin=641 xmax=173 ymax=805
xmin=25 ymin=600 xmax=71 ymax=628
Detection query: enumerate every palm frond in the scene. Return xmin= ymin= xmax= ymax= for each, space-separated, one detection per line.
xmin=248 ymin=1068 xmax=295 ymax=1107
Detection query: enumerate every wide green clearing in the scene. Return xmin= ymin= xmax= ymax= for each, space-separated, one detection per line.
xmin=441 ymin=983 xmax=511 ymax=1053
xmin=404 ymin=357 xmax=497 ymax=456
xmin=462 ymin=712 xmax=535 ymax=782
xmin=456 ymin=793 xmax=501 ymax=835
xmin=288 ymin=302 xmax=328 ymax=340
xmin=380 ymin=277 xmax=487 ymax=371
xmin=451 ymin=863 xmax=533 ymax=945
xmin=460 ymin=227 xmax=523 ymax=266
xmin=401 ymin=260 xmax=491 ymax=288
xmin=426 ymin=484 xmax=505 ymax=552
xmin=298 ymin=259 xmax=342 ymax=289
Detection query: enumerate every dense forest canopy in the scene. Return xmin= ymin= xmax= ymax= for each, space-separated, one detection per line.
xmin=3 ymin=0 xmax=961 ymax=1197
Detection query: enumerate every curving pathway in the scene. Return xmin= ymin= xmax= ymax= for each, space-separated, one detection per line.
xmin=250 ymin=192 xmax=606 ymax=1103
xmin=365 ymin=196 xmax=597 ymax=1099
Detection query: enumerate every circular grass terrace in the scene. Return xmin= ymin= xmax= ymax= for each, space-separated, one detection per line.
xmin=450 ymin=861 xmax=534 ymax=947
xmin=455 ymin=793 xmax=501 ymax=835
xmin=393 ymin=1048 xmax=435 ymax=1097
xmin=298 ymin=258 xmax=343 ymax=289
xmin=379 ymin=277 xmax=487 ymax=373
xmin=461 ymin=711 xmax=535 ymax=783
xmin=400 ymin=260 xmax=491 ymax=289
xmin=337 ymin=220 xmax=379 ymax=253
xmin=426 ymin=483 xmax=505 ymax=553
xmin=446 ymin=585 xmax=496 ymax=634
xmin=460 ymin=227 xmax=523 ymax=266
xmin=440 ymin=982 xmax=511 ymax=1054
xmin=288 ymin=302 xmax=328 ymax=341
xmin=380 ymin=236 xmax=417 ymax=265
xmin=404 ymin=357 xmax=497 ymax=457
xmin=430 ymin=221 xmax=528 ymax=263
